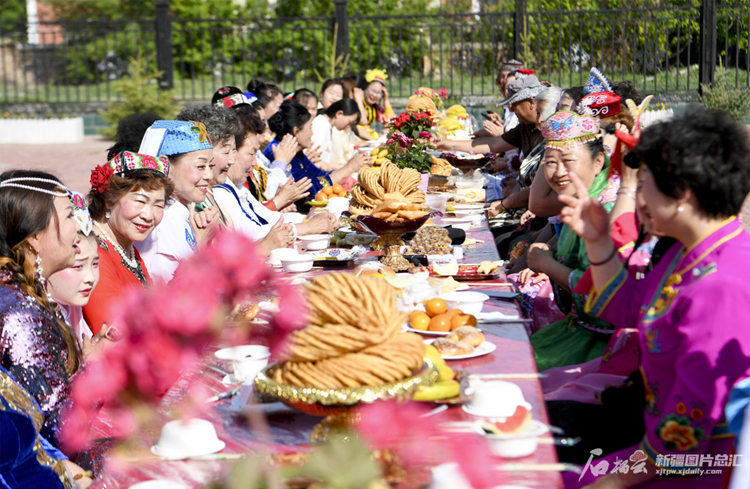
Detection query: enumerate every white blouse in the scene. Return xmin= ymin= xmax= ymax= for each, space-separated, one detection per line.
xmin=212 ymin=179 xmax=282 ymax=241
xmin=135 ymin=200 xmax=197 ymax=284
xmin=311 ymin=114 xmax=333 ymax=165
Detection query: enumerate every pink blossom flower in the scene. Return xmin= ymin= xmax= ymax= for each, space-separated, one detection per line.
xmin=418 ymin=131 xmax=432 ymax=139
xmin=439 ymin=87 xmax=448 ymax=98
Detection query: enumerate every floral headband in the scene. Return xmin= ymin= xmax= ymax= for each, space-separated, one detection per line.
xmin=70 ymin=191 xmax=93 ymax=236
xmin=90 ymin=151 xmax=170 ymax=194
xmin=541 ymin=111 xmax=602 ymax=151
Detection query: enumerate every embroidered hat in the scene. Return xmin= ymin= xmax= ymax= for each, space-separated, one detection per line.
xmin=365 ymin=68 xmax=388 ymax=85
xmin=578 ymin=91 xmax=622 ymax=118
xmin=243 ymin=91 xmax=259 ymax=104
xmin=69 ymin=191 xmax=93 ymax=236
xmin=90 ymin=151 xmax=170 ymax=194
xmin=138 ymin=120 xmax=212 ymax=157
xmin=583 ymin=67 xmax=613 ymax=95
xmin=212 ymin=86 xmax=251 ymax=108
xmin=499 ymin=75 xmax=545 ymax=106
xmin=501 ymin=59 xmax=524 ymax=71
xmin=541 ymin=111 xmax=602 ymax=151
xmin=516 ymin=68 xmax=536 ymax=78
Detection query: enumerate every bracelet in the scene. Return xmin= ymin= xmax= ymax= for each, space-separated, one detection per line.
xmin=588 ymin=244 xmax=618 ymax=266
xmin=620 ymin=185 xmax=636 ymax=193
xmin=73 ymin=471 xmax=94 ymax=480
xmin=617 ymin=189 xmax=636 ymax=201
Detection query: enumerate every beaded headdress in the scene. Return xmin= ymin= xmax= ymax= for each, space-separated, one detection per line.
xmin=138 ymin=120 xmax=213 ymax=157
xmin=90 ymin=151 xmax=170 ymax=194
xmin=0 ymin=178 xmax=85 ymax=229
xmin=213 ymin=86 xmax=251 ymax=108
xmin=577 ymin=91 xmax=622 ymax=118
xmin=541 ymin=111 xmax=602 ymax=151
xmin=583 ymin=67 xmax=613 ymax=95
xmin=365 ymin=68 xmax=388 ymax=85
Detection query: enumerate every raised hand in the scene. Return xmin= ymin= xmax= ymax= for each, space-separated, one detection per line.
xmin=558 ymin=171 xmax=610 ymax=243
xmin=273 ymin=134 xmax=299 ymax=164
xmin=274 ymin=177 xmax=312 ymax=209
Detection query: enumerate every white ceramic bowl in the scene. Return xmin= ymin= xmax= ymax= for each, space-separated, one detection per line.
xmin=440 ymin=291 xmax=489 ymax=315
xmin=453 ymin=208 xmax=485 ymax=218
xmin=151 ymin=419 xmax=225 ymax=460
xmin=268 ymin=248 xmax=298 ymax=267
xmin=214 ymin=345 xmax=271 ymax=382
xmin=280 ymin=254 xmax=316 ymax=273
xmin=464 ymin=380 xmax=532 ymax=418
xmin=326 ymin=197 xmax=350 ymax=216
xmin=298 ymin=234 xmax=331 ymax=251
xmin=443 ymin=221 xmax=471 ymax=231
xmin=473 ymin=419 xmax=549 ymax=458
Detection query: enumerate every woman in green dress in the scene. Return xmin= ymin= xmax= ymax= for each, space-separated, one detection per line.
xmin=525 ymin=111 xmax=617 ymax=371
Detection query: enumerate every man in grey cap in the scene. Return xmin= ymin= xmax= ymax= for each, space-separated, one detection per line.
xmin=498 ymin=59 xmax=524 ymax=89
xmin=437 ymin=75 xmax=546 ymax=161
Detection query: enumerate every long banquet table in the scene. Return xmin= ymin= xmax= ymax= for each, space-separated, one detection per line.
xmin=94 ymin=217 xmax=564 ymax=489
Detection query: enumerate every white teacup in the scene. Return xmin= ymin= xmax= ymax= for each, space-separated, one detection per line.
xmin=268 ymin=248 xmax=298 ymax=267
xmin=326 ymin=197 xmax=350 ymax=216
xmin=215 ymin=345 xmax=271 ymax=383
xmin=151 ymin=419 xmax=225 ymax=459
xmin=463 ymin=381 xmax=531 ymax=418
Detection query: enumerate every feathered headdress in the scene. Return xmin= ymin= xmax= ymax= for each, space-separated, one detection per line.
xmin=365 ymin=68 xmax=388 ymax=85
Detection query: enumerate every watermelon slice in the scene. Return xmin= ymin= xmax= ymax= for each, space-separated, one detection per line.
xmin=482 ymin=406 xmax=532 ymax=435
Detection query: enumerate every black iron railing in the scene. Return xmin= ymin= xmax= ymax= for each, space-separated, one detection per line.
xmin=0 ymin=0 xmax=748 ymax=106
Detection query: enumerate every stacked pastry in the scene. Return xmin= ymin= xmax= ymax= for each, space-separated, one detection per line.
xmin=350 ymin=161 xmax=426 ymax=216
xmin=275 ymin=273 xmax=425 ymax=389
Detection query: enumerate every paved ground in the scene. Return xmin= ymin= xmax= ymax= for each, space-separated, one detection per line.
xmin=1 ymin=136 xmax=750 ymax=230
xmin=0 ymin=136 xmax=112 ymax=194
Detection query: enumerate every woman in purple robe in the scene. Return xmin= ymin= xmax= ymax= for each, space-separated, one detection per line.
xmin=557 ymin=107 xmax=750 ymax=488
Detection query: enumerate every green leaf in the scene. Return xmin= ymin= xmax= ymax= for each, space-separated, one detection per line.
xmin=293 ymin=436 xmax=380 ymax=489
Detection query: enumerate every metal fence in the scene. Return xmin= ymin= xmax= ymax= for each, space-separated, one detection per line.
xmin=0 ymin=1 xmax=748 ymax=108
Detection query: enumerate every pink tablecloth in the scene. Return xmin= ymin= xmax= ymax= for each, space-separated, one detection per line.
xmin=94 ymin=220 xmax=564 ymax=489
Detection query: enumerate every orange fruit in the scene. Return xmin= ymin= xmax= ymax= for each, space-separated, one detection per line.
xmin=445 ymin=309 xmax=463 ymax=319
xmin=410 ymin=309 xmax=425 ymax=322
xmin=315 ymin=191 xmax=326 ymax=202
xmin=332 ymin=184 xmax=344 ymax=194
xmin=322 ymin=186 xmax=334 ymax=196
xmin=425 ymin=298 xmax=448 ymax=317
xmin=410 ymin=313 xmax=431 ymax=331
xmin=450 ymin=314 xmax=477 ymax=330
xmin=429 ymin=314 xmax=451 ymax=332
xmin=336 ymin=191 xmax=347 ymax=197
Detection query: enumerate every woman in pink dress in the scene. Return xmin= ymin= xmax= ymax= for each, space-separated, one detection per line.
xmin=558 ymin=107 xmax=750 ymax=488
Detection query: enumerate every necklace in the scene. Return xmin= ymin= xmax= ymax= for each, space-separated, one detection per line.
xmin=93 ymin=221 xmax=138 ymax=269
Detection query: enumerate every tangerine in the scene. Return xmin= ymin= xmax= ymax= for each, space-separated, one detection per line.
xmin=429 ymin=314 xmax=451 ymax=332
xmin=450 ymin=314 xmax=477 ymax=330
xmin=445 ymin=309 xmax=463 ymax=319
xmin=425 ymin=298 xmax=448 ymax=317
xmin=314 ymin=192 xmax=326 ymax=202
xmin=322 ymin=186 xmax=334 ymax=196
xmin=332 ymin=184 xmax=344 ymax=194
xmin=410 ymin=313 xmax=431 ymax=331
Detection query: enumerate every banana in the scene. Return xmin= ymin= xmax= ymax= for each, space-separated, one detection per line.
xmin=437 ymin=364 xmax=455 ymax=382
xmin=424 ymin=345 xmax=445 ymax=367
xmin=412 ymin=380 xmax=461 ymax=401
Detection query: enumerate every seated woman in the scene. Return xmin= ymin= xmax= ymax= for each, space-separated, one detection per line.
xmin=213 ymin=107 xmax=338 ymax=254
xmin=319 ymin=79 xmax=344 ymax=112
xmin=311 ymin=98 xmax=367 ymax=171
xmin=352 ymin=69 xmax=395 ymax=140
xmin=290 ymin=88 xmax=318 ymax=118
xmin=246 ymin=79 xmax=284 ymax=118
xmin=263 ymin=100 xmax=368 ymax=197
xmin=84 ymin=151 xmax=173 ymax=330
xmin=0 ymin=170 xmax=81 ymax=445
xmin=48 ymin=208 xmax=99 ymax=346
xmin=136 ymin=120 xmax=215 ymax=283
xmin=524 ymin=111 xmax=617 ymax=372
xmin=558 ymin=107 xmax=750 ymax=489
xmin=0 ymin=366 xmax=92 ymax=489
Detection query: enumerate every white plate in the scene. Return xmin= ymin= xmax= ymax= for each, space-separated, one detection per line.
xmin=402 ymin=324 xmax=451 ymax=336
xmin=151 ymin=440 xmax=226 ymax=460
xmin=128 ymin=481 xmax=189 ymax=489
xmin=424 ymin=339 xmax=497 ymax=360
xmin=304 ymin=249 xmax=356 ymax=261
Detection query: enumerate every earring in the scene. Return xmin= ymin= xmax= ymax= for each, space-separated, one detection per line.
xmin=34 ymin=254 xmax=46 ymax=288
xmin=105 ymin=211 xmax=111 ymax=220
xmin=677 ymin=206 xmax=684 ymax=212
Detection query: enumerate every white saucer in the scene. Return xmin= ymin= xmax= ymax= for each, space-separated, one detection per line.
xmin=128 ymin=481 xmax=189 ymax=489
xmin=150 ymin=440 xmax=226 ymax=460
xmin=461 ymin=400 xmax=532 ymax=418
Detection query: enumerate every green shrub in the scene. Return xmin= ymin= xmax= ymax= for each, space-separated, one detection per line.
xmin=99 ymin=55 xmax=177 ymax=139
xmin=700 ymin=67 xmax=750 ymax=123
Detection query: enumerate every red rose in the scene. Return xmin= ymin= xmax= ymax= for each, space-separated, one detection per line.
xmin=90 ymin=165 xmax=115 ymax=193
